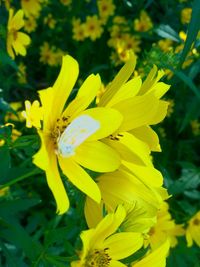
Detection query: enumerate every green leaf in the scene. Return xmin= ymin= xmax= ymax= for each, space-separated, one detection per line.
xmin=0 ymin=49 xmax=18 ymax=70
xmin=0 ymin=145 xmax=11 ymax=181
xmin=155 ymin=24 xmax=182 ymax=42
xmin=179 ymin=0 xmax=200 ymax=67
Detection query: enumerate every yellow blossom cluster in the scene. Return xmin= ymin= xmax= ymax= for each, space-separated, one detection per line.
xmin=39 ymin=42 xmax=65 ymax=66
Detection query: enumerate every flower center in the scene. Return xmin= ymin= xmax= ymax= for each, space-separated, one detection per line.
xmin=85 ymin=248 xmax=111 ymax=267
xmin=56 ymin=114 xmax=100 ymax=157
xmin=193 ymin=218 xmax=200 ymax=225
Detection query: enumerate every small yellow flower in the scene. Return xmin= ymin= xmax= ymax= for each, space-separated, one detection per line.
xmin=17 ymin=62 xmax=27 ymax=84
xmin=146 ymin=202 xmax=185 ymax=249
xmin=21 ymin=0 xmax=41 ymax=17
xmin=44 ymin=14 xmax=56 ymax=29
xmin=7 ymin=9 xmax=31 ymax=59
xmin=134 ymin=10 xmax=153 ymax=32
xmin=97 ymin=0 xmax=115 ymax=23
xmin=190 ymin=120 xmax=200 ymax=136
xmin=24 ymin=15 xmax=37 ymax=33
xmin=71 ymin=205 xmax=143 ymax=267
xmin=60 ymin=0 xmax=72 ymax=6
xmin=181 ymin=7 xmax=192 ymax=24
xmin=39 ymin=42 xmax=62 ymax=66
xmin=84 ymin=15 xmax=103 ymax=41
xmin=158 ymin=39 xmax=173 ymax=52
xmin=186 ymin=211 xmax=200 ymax=247
xmin=166 ymin=99 xmax=175 ymax=117
xmin=72 ymin=18 xmax=86 ymax=41
xmin=21 ymin=100 xmax=43 ymax=128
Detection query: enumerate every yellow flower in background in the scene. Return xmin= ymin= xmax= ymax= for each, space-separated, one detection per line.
xmin=134 ymin=10 xmax=153 ymax=32
xmin=44 ymin=14 xmax=56 ymax=29
xmin=7 ymin=9 xmax=31 ymax=59
xmin=190 ymin=119 xmax=200 ymax=136
xmin=60 ymin=0 xmax=72 ymax=6
xmin=0 ymin=187 xmax=10 ymax=197
xmin=32 ymin=55 xmax=122 ymax=214
xmin=131 ymin=239 xmax=170 ymax=267
xmin=146 ymin=202 xmax=185 ymax=249
xmin=97 ymin=0 xmax=116 ymax=24
xmin=71 ymin=205 xmax=143 ymax=267
xmin=22 ymin=100 xmax=43 ymax=128
xmin=186 ymin=211 xmax=200 ymax=247
xmin=5 ymin=102 xmax=24 ymax=122
xmin=72 ymin=18 xmax=86 ymax=41
xmin=84 ymin=15 xmax=103 ymax=41
xmin=39 ymin=42 xmax=64 ymax=66
xmin=21 ymin=0 xmax=41 ymax=17
xmin=181 ymin=7 xmax=192 ymax=24
xmin=24 ymin=15 xmax=37 ymax=33
xmin=158 ymin=39 xmax=173 ymax=52
xmin=17 ymin=62 xmax=27 ymax=84
xmin=166 ymin=99 xmax=175 ymax=117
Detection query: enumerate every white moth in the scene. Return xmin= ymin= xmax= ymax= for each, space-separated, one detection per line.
xmin=57 ymin=114 xmax=100 ymax=157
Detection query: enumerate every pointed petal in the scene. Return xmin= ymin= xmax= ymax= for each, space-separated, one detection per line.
xmin=132 ymin=240 xmax=170 ymax=267
xmin=52 ymin=55 xmax=79 ymax=120
xmin=75 ymin=141 xmax=120 ymax=172
xmin=99 ymin=52 xmax=136 ymax=106
xmin=80 ymin=107 xmax=123 ymax=141
xmin=90 ymin=205 xmax=126 ymax=247
xmin=130 ymin=126 xmax=161 ymax=152
xmin=58 ymin=157 xmax=101 ymax=203
xmin=106 ymin=77 xmax=142 ymax=107
xmin=45 ymin=153 xmax=69 ymax=214
xmin=104 ymin=132 xmax=152 ymax=166
xmin=104 ymin=232 xmax=143 ymax=260
xmin=148 ymin=100 xmax=169 ymax=125
xmin=10 ymin=9 xmax=24 ymax=30
xmin=114 ymin=92 xmax=159 ymax=132
xmin=62 ymin=74 xmax=101 ymax=119
xmin=84 ymin=197 xmax=103 ymax=228
xmin=151 ymin=82 xmax=170 ymax=99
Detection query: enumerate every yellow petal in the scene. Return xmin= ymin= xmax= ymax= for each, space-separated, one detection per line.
xmin=104 ymin=232 xmax=143 ymax=260
xmin=129 ymin=126 xmax=161 ymax=152
xmin=17 ymin=32 xmax=31 ymax=45
xmin=106 ymin=77 xmax=142 ymax=107
xmin=58 ymin=157 xmax=101 ymax=203
xmin=151 ymin=82 xmax=170 ymax=99
xmin=122 ymin=161 xmax=163 ymax=187
xmin=114 ymin=92 xmax=159 ymax=132
xmin=38 ymin=87 xmax=54 ymax=129
xmin=99 ymin=52 xmax=136 ymax=106
xmin=104 ymin=132 xmax=152 ymax=166
xmin=148 ymin=100 xmax=169 ymax=125
xmin=75 ymin=140 xmax=120 ymax=172
xmin=81 ymin=107 xmax=123 ymax=141
xmin=45 ymin=153 xmax=69 ymax=214
xmin=91 ymin=205 xmax=126 ymax=247
xmin=52 ymin=55 xmax=79 ymax=121
xmin=12 ymin=40 xmax=26 ymax=56
xmin=84 ymin=197 xmax=103 ymax=228
xmin=62 ymin=74 xmax=101 ymax=119
xmin=10 ymin=9 xmax=24 ymax=30
xmin=110 ymin=260 xmax=127 ymax=267
xmin=132 ymin=240 xmax=170 ymax=267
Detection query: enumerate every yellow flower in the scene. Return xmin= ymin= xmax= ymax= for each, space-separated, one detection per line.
xmin=21 ymin=0 xmax=41 ymax=17
xmin=17 ymin=62 xmax=27 ymax=84
xmin=39 ymin=42 xmax=61 ymax=66
xmin=166 ymin=99 xmax=175 ymax=117
xmin=84 ymin=15 xmax=103 ymax=41
xmin=131 ymin=239 xmax=170 ymax=267
xmin=22 ymin=100 xmax=43 ymax=128
xmin=44 ymin=14 xmax=56 ymax=29
xmin=97 ymin=0 xmax=116 ymax=23
xmin=72 ymin=18 xmax=86 ymax=41
xmin=24 ymin=15 xmax=37 ymax=33
xmin=134 ymin=10 xmax=153 ymax=32
xmin=146 ymin=202 xmax=185 ymax=249
xmin=186 ymin=211 xmax=200 ymax=247
xmin=190 ymin=119 xmax=200 ymax=136
xmin=181 ymin=7 xmax=192 ymax=24
xmin=71 ymin=205 xmax=143 ymax=267
xmin=7 ymin=9 xmax=31 ymax=59
xmin=60 ymin=0 xmax=72 ymax=6
xmin=5 ymin=101 xmax=24 ymax=122
xmin=33 ymin=55 xmax=122 ymax=214
xmin=158 ymin=39 xmax=173 ymax=52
